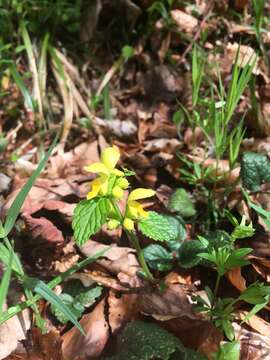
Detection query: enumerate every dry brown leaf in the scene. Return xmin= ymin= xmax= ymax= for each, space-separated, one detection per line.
xmin=62 ymin=299 xmax=109 ymax=360
xmin=170 ymin=9 xmax=198 ymax=34
xmin=233 ymin=322 xmax=270 ymax=359
xmin=108 ymin=290 xmax=139 ymax=332
xmin=31 ymin=328 xmax=63 ymax=360
xmin=227 ymin=267 xmax=246 ymax=292
xmin=22 ymin=214 xmax=65 ymax=244
xmin=140 ymin=283 xmax=201 ymax=321
xmin=226 ymin=43 xmax=259 ymax=74
xmin=81 ymin=241 xmax=140 ymax=277
xmin=3 ymin=175 xmax=89 ymax=217
xmin=0 ymin=307 xmax=31 ymax=360
xmin=236 ymin=312 xmax=270 ymax=339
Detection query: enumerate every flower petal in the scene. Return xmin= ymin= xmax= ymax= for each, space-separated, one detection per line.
xmin=84 ymin=162 xmax=109 ymax=174
xmin=101 ymin=146 xmax=120 ymax=170
xmin=87 ymin=178 xmax=101 ymax=200
xmin=112 ymin=169 xmax=124 ymax=177
xmin=137 ymin=204 xmax=149 ymax=218
xmin=128 ymin=188 xmax=156 ymax=201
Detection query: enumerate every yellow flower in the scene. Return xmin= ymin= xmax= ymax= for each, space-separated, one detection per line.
xmin=126 ymin=188 xmax=155 ymax=219
xmin=87 ymin=175 xmax=108 ymax=200
xmin=84 ymin=146 xmax=123 ymax=177
xmin=84 ymin=146 xmax=124 ymax=199
xmin=123 ymin=218 xmax=135 ymax=231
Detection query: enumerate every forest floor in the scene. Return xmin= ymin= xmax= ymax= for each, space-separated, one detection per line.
xmin=2 ymin=1 xmax=270 ymax=359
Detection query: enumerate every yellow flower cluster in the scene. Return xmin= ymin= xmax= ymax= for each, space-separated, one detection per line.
xmin=84 ymin=145 xmax=155 ymax=231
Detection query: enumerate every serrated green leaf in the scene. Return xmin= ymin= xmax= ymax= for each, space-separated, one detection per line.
xmin=138 ymin=212 xmax=179 ymax=242
xmin=240 ymin=152 xmax=270 ymax=192
xmin=178 ymin=240 xmax=206 ymax=268
xmin=73 ymin=198 xmax=110 ymax=246
xmin=102 ymin=321 xmax=207 ymax=360
xmin=167 ymin=189 xmax=196 ymax=218
xmin=143 ymin=245 xmax=173 ymax=271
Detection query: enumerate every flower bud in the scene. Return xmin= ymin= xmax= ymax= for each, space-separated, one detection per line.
xmin=112 ymin=186 xmax=124 ymax=199
xmin=117 ymin=177 xmax=129 ymax=189
xmin=107 ymin=219 xmax=120 ymax=230
xmin=123 ymin=218 xmax=135 ymax=231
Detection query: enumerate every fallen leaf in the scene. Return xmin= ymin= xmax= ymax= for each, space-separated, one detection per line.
xmin=81 ymin=241 xmax=140 ymax=277
xmin=227 ymin=267 xmax=246 ymax=292
xmin=233 ymin=322 xmax=270 ymax=359
xmin=62 ymin=299 xmax=109 ymax=360
xmin=22 ymin=214 xmax=65 ymax=244
xmin=170 ymin=9 xmax=198 ymax=34
xmin=0 ymin=307 xmax=31 ymax=360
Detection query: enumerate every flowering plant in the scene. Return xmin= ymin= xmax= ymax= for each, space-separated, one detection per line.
xmin=72 ymin=145 xmax=178 ymax=281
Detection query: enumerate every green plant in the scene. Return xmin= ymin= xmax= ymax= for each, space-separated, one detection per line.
xmin=72 ymin=146 xmax=180 ymax=282
xmin=0 ymin=137 xmax=109 ymax=335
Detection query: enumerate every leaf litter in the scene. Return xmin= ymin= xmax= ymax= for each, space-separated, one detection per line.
xmin=3 ymin=1 xmax=270 ymax=359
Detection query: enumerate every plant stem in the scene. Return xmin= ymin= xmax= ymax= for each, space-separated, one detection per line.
xmin=127 ymin=231 xmax=154 ymax=282
xmin=109 ymin=199 xmax=154 ymax=282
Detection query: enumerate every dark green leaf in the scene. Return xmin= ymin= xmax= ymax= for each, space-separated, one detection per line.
xmin=102 ymin=321 xmax=207 ymax=360
xmin=203 ymin=230 xmax=232 ymax=251
xmin=72 ymin=198 xmax=110 ymax=246
xmin=240 ymin=152 xmax=270 ymax=192
xmin=138 ymin=212 xmax=179 ymax=242
xmin=168 ymin=189 xmax=196 ymax=217
xmin=239 ymin=283 xmax=270 ymax=305
xmin=143 ymin=245 xmax=173 ymax=272
xmin=178 ymin=240 xmax=206 ymax=268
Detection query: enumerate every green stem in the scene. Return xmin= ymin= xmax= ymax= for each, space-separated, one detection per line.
xmin=109 ymin=199 xmax=154 ymax=282
xmin=213 ymin=273 xmax=221 ymax=301
xmin=127 ymin=231 xmax=154 ymax=282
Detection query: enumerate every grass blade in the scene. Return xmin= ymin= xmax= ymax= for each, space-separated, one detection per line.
xmin=3 ymin=136 xmax=58 ymax=238
xmin=0 ymin=247 xmax=109 ymax=324
xmin=0 ymin=249 xmax=13 ymax=317
xmin=24 ymin=277 xmax=85 ymax=335
xmin=9 ymin=64 xmax=34 ymax=111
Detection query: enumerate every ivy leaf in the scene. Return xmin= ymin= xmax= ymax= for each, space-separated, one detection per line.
xmin=50 ymin=293 xmax=83 ymax=324
xmin=51 ymin=284 xmax=103 ymax=324
xmin=138 ymin=212 xmax=179 ymax=242
xmin=240 ymin=152 xmax=270 ymax=192
xmin=178 ymin=240 xmax=206 ymax=268
xmin=76 ymin=285 xmax=103 ymax=307
xmin=102 ymin=321 xmax=207 ymax=360
xmin=167 ymin=188 xmax=196 ymax=218
xmin=143 ymin=244 xmax=173 ymax=271
xmin=72 ymin=198 xmax=110 ymax=246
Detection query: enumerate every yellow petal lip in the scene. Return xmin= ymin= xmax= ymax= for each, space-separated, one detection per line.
xmin=112 ymin=169 xmax=124 ymax=177
xmin=87 ymin=178 xmax=101 ymax=199
xmin=101 ymin=146 xmax=120 ymax=170
xmin=84 ymin=162 xmax=109 ymax=174
xmin=128 ymin=188 xmax=156 ymax=202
